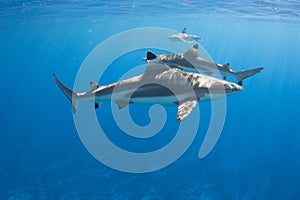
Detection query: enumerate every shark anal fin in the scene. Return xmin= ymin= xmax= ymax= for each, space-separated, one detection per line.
xmin=115 ymin=100 xmax=131 ymax=109
xmin=177 ymin=99 xmax=198 ymax=122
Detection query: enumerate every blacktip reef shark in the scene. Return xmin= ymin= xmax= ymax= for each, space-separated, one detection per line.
xmin=143 ymin=44 xmax=263 ymax=85
xmin=54 ymin=63 xmax=243 ymax=122
xmin=168 ymin=28 xmax=202 ymax=43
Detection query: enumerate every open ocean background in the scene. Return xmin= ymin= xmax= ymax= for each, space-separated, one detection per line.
xmin=1 ymin=0 xmax=300 ymax=199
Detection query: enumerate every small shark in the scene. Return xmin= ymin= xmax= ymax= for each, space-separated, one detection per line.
xmin=54 ymin=64 xmax=243 ymax=122
xmin=143 ymin=44 xmax=263 ymax=85
xmin=168 ymin=28 xmax=202 ymax=43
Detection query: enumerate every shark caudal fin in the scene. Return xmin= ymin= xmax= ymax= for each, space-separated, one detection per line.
xmin=235 ymin=67 xmax=263 ymax=86
xmin=53 ymin=74 xmax=79 ymax=113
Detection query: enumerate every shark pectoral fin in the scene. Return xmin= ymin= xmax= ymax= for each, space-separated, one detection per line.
xmin=115 ymin=100 xmax=131 ymax=109
xmin=177 ymin=100 xmax=198 ymax=122
xmin=90 ymin=82 xmax=100 ymax=91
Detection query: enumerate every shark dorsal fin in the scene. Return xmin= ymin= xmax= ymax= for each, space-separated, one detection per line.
xmin=182 ymin=27 xmax=187 ymax=34
xmin=223 ymin=63 xmax=230 ymax=70
xmin=90 ymin=82 xmax=100 ymax=91
xmin=146 ymin=52 xmax=157 ymax=60
xmin=183 ymin=44 xmax=199 ymax=59
xmin=143 ymin=63 xmax=170 ymax=79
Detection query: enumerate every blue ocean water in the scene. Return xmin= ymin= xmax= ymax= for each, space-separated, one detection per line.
xmin=1 ymin=0 xmax=300 ymax=199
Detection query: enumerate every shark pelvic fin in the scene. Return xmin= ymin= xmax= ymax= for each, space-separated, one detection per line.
xmin=176 ymin=99 xmax=197 ymax=122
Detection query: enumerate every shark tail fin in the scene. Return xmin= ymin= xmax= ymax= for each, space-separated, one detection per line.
xmin=235 ymin=67 xmax=263 ymax=86
xmin=53 ymin=73 xmax=79 ymax=113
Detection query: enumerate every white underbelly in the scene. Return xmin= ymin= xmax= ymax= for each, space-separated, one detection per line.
xmin=131 ymin=96 xmax=177 ymax=105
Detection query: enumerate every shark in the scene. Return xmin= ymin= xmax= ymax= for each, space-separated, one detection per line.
xmin=143 ymin=44 xmax=263 ymax=85
xmin=168 ymin=28 xmax=202 ymax=43
xmin=53 ymin=63 xmax=243 ymax=122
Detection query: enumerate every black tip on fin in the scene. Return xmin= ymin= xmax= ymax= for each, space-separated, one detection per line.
xmin=53 ymin=73 xmax=58 ymax=81
xmin=193 ymin=44 xmax=199 ymax=49
xmin=238 ymin=81 xmax=242 ymax=86
xmin=147 ymin=52 xmax=157 ymax=60
xmin=95 ymin=103 xmax=99 ymax=109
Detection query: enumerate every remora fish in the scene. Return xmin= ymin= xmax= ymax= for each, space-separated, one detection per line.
xmin=143 ymin=44 xmax=263 ymax=85
xmin=168 ymin=28 xmax=202 ymax=43
xmin=54 ymin=64 xmax=242 ymax=122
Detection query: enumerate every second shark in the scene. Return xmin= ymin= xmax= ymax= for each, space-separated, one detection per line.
xmin=143 ymin=44 xmax=263 ymax=85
